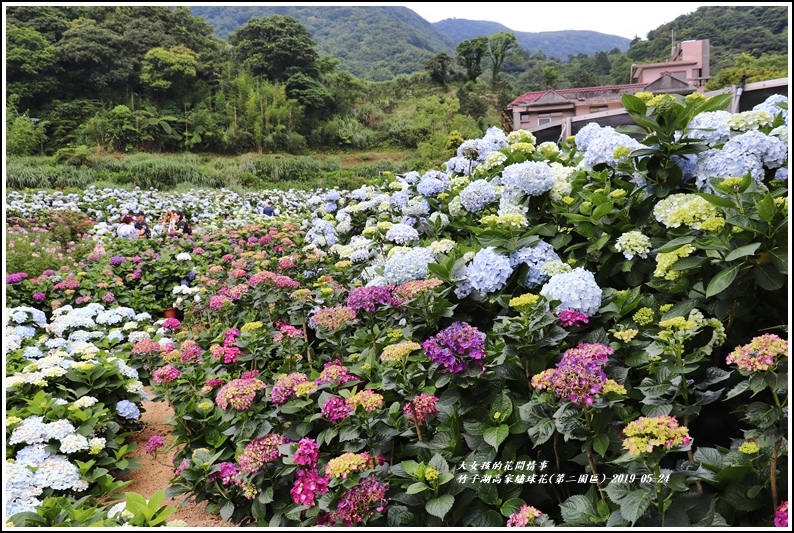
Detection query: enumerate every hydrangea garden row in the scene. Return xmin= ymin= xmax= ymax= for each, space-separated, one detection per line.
xmin=5 ymin=91 xmax=789 ymax=527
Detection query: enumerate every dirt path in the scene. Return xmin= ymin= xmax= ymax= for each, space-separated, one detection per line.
xmin=119 ymin=391 xmax=232 ymax=527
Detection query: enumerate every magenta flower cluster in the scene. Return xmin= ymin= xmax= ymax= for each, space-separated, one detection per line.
xmin=237 ymin=433 xmax=287 ymax=474
xmin=290 ymin=468 xmax=330 ymax=507
xmin=162 ymin=317 xmax=181 ymax=330
xmin=403 ymin=393 xmax=440 ymax=425
xmin=347 ymin=286 xmax=394 ymax=313
xmin=215 ymin=377 xmax=267 ymax=410
xmin=6 ymin=272 xmax=28 ymax=284
xmin=208 ymin=462 xmax=240 ymax=486
xmin=531 ymin=343 xmax=614 ymax=407
xmin=145 ymin=435 xmax=165 ymax=455
xmin=321 ymin=396 xmax=354 ymax=422
xmin=314 ymin=360 xmax=358 ymax=386
xmin=558 ymin=309 xmax=589 ymax=328
xmin=152 ymin=364 xmax=181 ymax=384
xmin=270 ymin=372 xmax=309 ymax=404
xmin=422 ymin=321 xmax=487 ymax=373
xmin=293 ymin=438 xmax=320 ymax=467
xmin=329 ymin=477 xmax=389 ymax=526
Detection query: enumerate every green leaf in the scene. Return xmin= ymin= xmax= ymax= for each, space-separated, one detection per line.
xmin=405 ymin=482 xmax=428 ymax=494
xmin=724 ymin=380 xmax=750 ymax=400
xmin=622 ymin=94 xmax=648 ymax=115
xmin=429 ymin=453 xmax=450 ymax=475
xmin=724 ymin=243 xmax=761 ymax=262
xmin=705 ymin=265 xmax=739 ymax=298
xmin=400 ymin=460 xmax=421 ymax=477
xmin=483 ymin=425 xmax=510 ymax=450
xmin=592 ymin=202 xmax=614 ymax=220
xmin=655 ymin=236 xmax=695 ymax=253
xmin=490 ymin=393 xmax=513 ymax=421
xmin=559 ymin=494 xmax=600 ymax=525
xmin=426 ymin=494 xmax=455 ymax=520
xmin=604 ymin=484 xmax=651 ymax=525
xmin=527 ymin=418 xmax=556 ymax=446
xmin=756 ymin=193 xmax=776 ymax=222
xmin=696 ymin=192 xmax=736 ymax=209
xmin=387 ymin=505 xmax=415 ymax=527
xmin=500 ymin=498 xmax=525 ymax=517
xmin=754 ymin=263 xmax=785 ymax=290
xmin=220 ymin=500 xmax=235 ymax=522
xmin=592 ymin=434 xmax=610 ymax=458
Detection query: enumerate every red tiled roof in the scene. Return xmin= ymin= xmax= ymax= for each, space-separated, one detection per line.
xmin=507 ymin=83 xmax=649 ymax=109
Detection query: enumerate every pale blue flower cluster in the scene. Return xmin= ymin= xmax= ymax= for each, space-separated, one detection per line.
xmin=325 ymin=190 xmax=341 ymax=202
xmin=383 ymin=248 xmax=431 ymax=285
xmin=390 ymin=191 xmax=410 ymax=208
xmin=467 ymin=247 xmax=514 ymax=294
xmin=46 ymin=314 xmax=97 ymax=338
xmin=398 ymin=171 xmax=421 ymax=185
xmin=116 ymin=399 xmax=141 ymax=420
xmin=306 ymin=218 xmax=339 ymax=247
xmin=459 ymin=179 xmax=498 ymax=213
xmin=8 ymin=306 xmax=48 ymax=327
xmin=385 ymin=223 xmax=420 ymax=244
xmin=540 ymin=267 xmax=602 ymax=316
xmin=686 ymin=110 xmax=733 ymax=146
xmin=581 ymin=129 xmax=644 ymax=170
xmin=5 ymin=458 xmax=42 ymax=516
xmin=23 ymin=346 xmax=44 ymax=359
xmin=479 ymin=126 xmax=510 ymax=159
xmin=510 ymin=241 xmax=561 ymax=286
xmin=724 ymin=130 xmax=788 ymax=169
xmin=32 ymin=454 xmax=83 ymax=490
xmin=574 ymin=122 xmax=607 ymax=152
xmin=752 ymin=94 xmax=788 ymax=125
xmin=444 ymin=155 xmax=479 ymax=176
xmin=402 ymin=197 xmax=430 ymax=216
xmin=417 ymin=171 xmax=451 ymax=197
xmin=501 ymin=161 xmax=556 ymax=197
xmin=9 ymin=416 xmax=48 ymax=445
xmin=695 ymin=148 xmax=765 ymax=192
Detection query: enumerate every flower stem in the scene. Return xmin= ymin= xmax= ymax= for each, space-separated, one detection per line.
xmin=771 ymin=437 xmax=782 ymax=509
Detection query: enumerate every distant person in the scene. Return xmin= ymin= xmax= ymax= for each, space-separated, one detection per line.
xmin=134 ymin=211 xmax=151 ymax=239
xmin=117 ymin=214 xmax=137 ymax=239
xmin=262 ymin=201 xmax=275 ymax=217
xmin=173 ymin=210 xmax=192 ymax=235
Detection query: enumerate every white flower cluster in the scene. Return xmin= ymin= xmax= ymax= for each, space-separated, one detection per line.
xmin=615 ymin=231 xmax=652 ymax=260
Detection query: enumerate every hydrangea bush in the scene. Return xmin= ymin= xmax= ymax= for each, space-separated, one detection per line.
xmin=5 ymin=92 xmax=789 ymax=527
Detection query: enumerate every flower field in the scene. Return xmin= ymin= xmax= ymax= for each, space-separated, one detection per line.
xmin=4 ymin=92 xmax=789 ymax=527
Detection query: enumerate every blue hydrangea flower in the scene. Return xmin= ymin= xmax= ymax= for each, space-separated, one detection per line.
xmin=723 ymin=130 xmax=787 ymax=168
xmin=510 ymin=241 xmax=561 ymax=286
xmin=403 ymin=197 xmax=430 ymax=216
xmin=390 ymin=191 xmax=410 ymax=208
xmin=467 ymin=247 xmax=514 ymax=294
xmin=501 ymin=161 xmax=556 ymax=197
xmin=306 ymin=218 xmax=339 ymax=247
xmin=695 ymin=148 xmax=765 ymax=192
xmin=686 ymin=111 xmax=733 ymax=146
xmin=671 ymin=154 xmax=697 ymax=182
xmin=753 ymin=94 xmax=788 ymax=125
xmin=325 ymin=190 xmax=341 ymax=202
xmin=444 ymin=156 xmax=479 ymax=176
xmin=540 ymin=267 xmax=602 ymax=315
xmin=417 ymin=171 xmax=450 ymax=197
xmin=116 ymin=400 xmax=141 ymax=420
xmin=581 ymin=129 xmax=644 ymax=170
xmin=385 ymin=223 xmax=420 ymax=244
xmin=459 ymin=179 xmax=498 ymax=213
xmin=399 ymin=171 xmax=421 ymax=185
xmin=383 ymin=248 xmax=431 ymax=285
xmin=575 ymin=123 xmax=607 ymax=152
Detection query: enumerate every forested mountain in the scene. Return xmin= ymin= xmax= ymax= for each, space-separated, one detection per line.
xmin=5 ymin=5 xmax=787 ymax=160
xmin=433 ymin=18 xmax=630 ymax=60
xmin=190 ymin=5 xmax=455 ymax=81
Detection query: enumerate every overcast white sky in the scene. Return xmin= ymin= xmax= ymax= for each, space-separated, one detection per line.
xmin=398 ymin=2 xmax=783 ymax=41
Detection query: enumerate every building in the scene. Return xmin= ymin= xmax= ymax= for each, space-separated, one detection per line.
xmin=631 ymin=39 xmax=710 ymax=88
xmin=504 ymin=40 xmax=711 ymax=134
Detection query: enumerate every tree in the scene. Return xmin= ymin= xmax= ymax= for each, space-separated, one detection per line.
xmin=228 ymin=15 xmax=318 ymax=82
xmin=457 ymin=81 xmax=487 ymax=119
xmin=57 ymin=17 xmax=128 ymax=97
xmin=487 ymin=32 xmax=519 ymax=83
xmin=424 ymin=53 xmax=453 ymax=88
xmin=541 ymin=66 xmax=560 ymax=89
xmin=6 ymin=25 xmax=61 ymax=108
xmin=140 ymin=45 xmax=199 ymax=103
xmin=456 ymin=37 xmax=488 ymax=82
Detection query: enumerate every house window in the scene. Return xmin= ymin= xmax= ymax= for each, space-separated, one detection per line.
xmin=538 ymin=112 xmax=563 ymax=125
xmin=589 ymin=105 xmax=608 ymax=114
